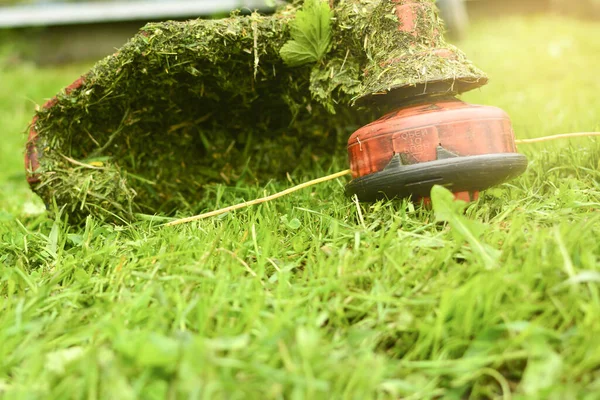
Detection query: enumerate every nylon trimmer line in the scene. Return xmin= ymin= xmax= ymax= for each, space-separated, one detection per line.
xmin=164 ymin=132 xmax=600 ymax=226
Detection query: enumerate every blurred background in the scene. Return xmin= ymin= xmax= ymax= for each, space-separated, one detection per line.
xmin=0 ymin=0 xmax=599 ymax=64
xmin=0 ymin=0 xmax=599 ymax=63
xmin=0 ymin=0 xmax=273 ymax=64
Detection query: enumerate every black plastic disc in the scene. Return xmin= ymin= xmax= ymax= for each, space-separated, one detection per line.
xmin=345 ymin=153 xmax=528 ymax=202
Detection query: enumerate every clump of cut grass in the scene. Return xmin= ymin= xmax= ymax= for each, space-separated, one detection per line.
xmin=29 ymin=0 xmax=485 ymax=223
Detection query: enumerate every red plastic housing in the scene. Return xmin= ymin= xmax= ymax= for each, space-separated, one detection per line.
xmin=347 ymin=98 xmax=520 ymax=201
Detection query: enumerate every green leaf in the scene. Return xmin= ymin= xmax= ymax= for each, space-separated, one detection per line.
xmin=205 ymin=334 xmax=250 ymax=351
xmin=287 ymin=217 xmax=301 ymax=230
xmin=280 ymin=0 xmax=333 ymax=66
xmin=116 ymin=332 xmax=181 ymax=369
xmin=430 ymin=185 xmax=500 ymax=268
xmin=280 ymin=215 xmax=302 ymax=230
xmin=521 ymin=337 xmax=563 ymax=395
xmin=45 ymin=347 xmax=85 ymax=375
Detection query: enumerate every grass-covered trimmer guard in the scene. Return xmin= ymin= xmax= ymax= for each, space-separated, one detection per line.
xmin=25 ymin=0 xmax=527 ymax=222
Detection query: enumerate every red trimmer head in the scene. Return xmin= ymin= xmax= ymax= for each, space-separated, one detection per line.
xmin=345 ymin=97 xmax=528 ymax=202
xmin=344 ymin=0 xmax=527 ymax=203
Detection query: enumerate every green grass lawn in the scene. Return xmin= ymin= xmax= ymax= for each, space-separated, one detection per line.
xmin=1 ymin=15 xmax=600 ymax=399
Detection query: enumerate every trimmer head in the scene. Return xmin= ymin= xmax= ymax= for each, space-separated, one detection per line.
xmin=345 ymin=98 xmax=528 ymax=202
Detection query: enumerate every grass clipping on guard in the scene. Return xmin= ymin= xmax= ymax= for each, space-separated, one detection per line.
xmin=26 ymin=0 xmax=486 ymax=223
